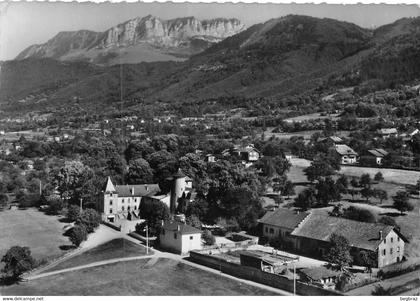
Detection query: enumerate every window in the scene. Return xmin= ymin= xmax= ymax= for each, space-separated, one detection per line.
xmin=128 ymin=198 xmax=130 ymax=203
xmin=174 ymin=233 xmax=177 ymax=239
xmin=134 ymin=198 xmax=137 ymax=203
xmin=398 ymin=237 xmax=400 ymax=242
xmin=122 ymin=206 xmax=124 ymax=211
xmin=384 ymin=238 xmax=386 ymax=244
xmin=397 ymin=246 xmax=400 ymax=252
xmin=390 ymin=248 xmax=393 ymax=255
xmin=110 ymin=200 xmax=113 ymax=205
xmin=110 ymin=193 xmax=113 ymax=197
xmin=122 ymin=199 xmax=124 ymax=203
xmin=265 ymin=227 xmax=268 ymax=233
xmin=391 ymin=237 xmax=394 ymax=243
xmin=190 ymin=236 xmax=193 ymax=240
xmin=383 ymin=249 xmax=386 ymax=256
xmin=110 ymin=208 xmax=112 ymax=214
xmin=269 ymin=228 xmax=274 ymax=234
xmin=134 ymin=206 xmax=137 ymax=210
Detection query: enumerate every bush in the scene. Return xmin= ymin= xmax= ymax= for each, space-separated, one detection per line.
xmin=69 ymin=225 xmax=88 ymax=247
xmin=1 ymin=246 xmax=35 ymax=280
xmin=76 ymin=208 xmax=101 ymax=233
xmin=342 ymin=206 xmax=376 ymax=223
xmin=378 ymin=261 xmax=420 ymax=279
xmin=0 ymin=193 xmax=8 ymax=208
xmin=46 ymin=195 xmax=64 ymax=215
xmin=202 ymin=230 xmax=215 ymax=246
xmin=66 ymin=205 xmax=81 ymax=222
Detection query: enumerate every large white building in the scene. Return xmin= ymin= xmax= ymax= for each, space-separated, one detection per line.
xmin=102 ymin=169 xmax=193 ymax=222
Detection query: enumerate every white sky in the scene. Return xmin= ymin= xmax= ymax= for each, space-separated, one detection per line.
xmin=0 ymin=1 xmax=419 ymax=60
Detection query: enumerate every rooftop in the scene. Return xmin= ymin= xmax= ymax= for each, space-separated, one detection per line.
xmin=162 ymin=220 xmax=202 ymax=235
xmin=115 ymin=184 xmax=160 ymax=197
xmin=335 ymin=144 xmax=358 ymax=156
xmin=367 ymin=148 xmax=389 ymax=157
xmin=258 ymin=208 xmax=310 ymax=230
xmin=291 ymin=213 xmax=396 ymax=251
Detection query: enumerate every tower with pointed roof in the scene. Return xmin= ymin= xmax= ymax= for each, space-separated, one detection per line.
xmin=169 ymin=169 xmax=187 ymax=214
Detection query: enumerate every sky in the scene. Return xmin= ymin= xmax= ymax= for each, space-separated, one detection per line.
xmin=0 ymin=1 xmax=419 ymax=60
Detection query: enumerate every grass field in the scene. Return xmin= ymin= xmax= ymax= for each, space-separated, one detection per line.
xmin=43 ymin=238 xmax=150 ymax=273
xmin=0 ymin=208 xmax=68 ymax=263
xmin=1 ymin=258 xmax=276 ymax=296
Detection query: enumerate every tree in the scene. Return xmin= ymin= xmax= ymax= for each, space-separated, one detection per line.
xmin=330 ymin=204 xmax=344 ymax=217
xmin=281 ymin=180 xmax=295 ymax=199
xmin=202 ymin=230 xmax=215 ymax=246
xmin=186 ymin=214 xmax=202 ymax=229
xmin=66 ymin=205 xmax=81 ymax=222
xmin=0 ymin=193 xmax=8 ymax=209
xmin=360 ymin=250 xmax=377 ymax=273
xmin=372 ymin=285 xmax=393 ymax=296
xmin=378 ymin=216 xmax=401 ymax=232
xmin=324 ymin=233 xmax=353 ymax=271
xmin=336 ymin=175 xmax=349 ymax=194
xmin=1 ymin=246 xmax=35 ymax=280
xmin=139 ymin=199 xmax=170 ymax=236
xmin=373 ymin=189 xmax=388 ymax=204
xmin=69 ymin=225 xmax=87 ymax=247
xmin=342 ymin=206 xmax=376 ymax=223
xmin=127 ymin=158 xmax=154 ymax=184
xmin=393 ymin=191 xmax=414 ymax=215
xmin=359 ymin=173 xmax=372 ymax=188
xmin=304 ymin=157 xmax=337 ymax=182
xmin=315 ymin=177 xmax=342 ymax=206
xmin=294 ymin=187 xmax=317 ymax=210
xmin=46 ymin=194 xmax=65 ymax=215
xmin=76 ymin=208 xmax=101 ymax=233
xmin=361 ymin=187 xmax=375 ymax=202
xmin=374 ymin=172 xmax=384 ymax=182
xmin=350 ymin=177 xmax=359 ymax=188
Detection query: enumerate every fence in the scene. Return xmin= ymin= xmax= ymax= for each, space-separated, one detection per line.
xmin=189 ymin=251 xmax=342 ymax=296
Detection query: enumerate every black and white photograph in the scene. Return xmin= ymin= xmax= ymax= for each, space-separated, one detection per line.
xmin=0 ymin=0 xmax=419 ymax=297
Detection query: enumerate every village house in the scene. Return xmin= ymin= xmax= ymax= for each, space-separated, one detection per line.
xmin=205 ymin=154 xmax=216 ymax=163
xmin=363 ymin=148 xmax=389 ymax=166
xmin=320 ymin=136 xmax=343 ymax=145
xmin=334 ymin=144 xmax=358 ymax=164
xmin=259 ymin=209 xmax=407 ymax=268
xmin=232 ymin=144 xmax=260 ymax=162
xmin=159 ymin=220 xmax=202 ymax=254
xmin=377 ymin=128 xmax=398 ymax=139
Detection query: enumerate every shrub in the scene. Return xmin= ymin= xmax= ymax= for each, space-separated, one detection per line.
xmin=69 ymin=225 xmax=88 ymax=247
xmin=66 ymin=205 xmax=81 ymax=222
xmin=76 ymin=208 xmax=101 ymax=233
xmin=1 ymin=246 xmax=35 ymax=280
xmin=46 ymin=195 xmax=64 ymax=215
xmin=343 ymin=206 xmax=376 ymax=223
xmin=202 ymin=230 xmax=215 ymax=246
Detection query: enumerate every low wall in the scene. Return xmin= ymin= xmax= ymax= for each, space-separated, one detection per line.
xmin=189 ymin=251 xmax=342 ymax=296
xmin=102 ymin=221 xmax=121 ymax=231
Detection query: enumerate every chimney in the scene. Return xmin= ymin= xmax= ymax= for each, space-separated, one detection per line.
xmin=177 ymin=225 xmax=180 ymax=231
xmin=131 ymin=187 xmax=134 ymax=195
xmin=379 ymin=230 xmax=383 ymax=240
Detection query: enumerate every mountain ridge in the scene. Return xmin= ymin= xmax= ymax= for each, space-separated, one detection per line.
xmin=16 ymin=15 xmax=245 ymax=65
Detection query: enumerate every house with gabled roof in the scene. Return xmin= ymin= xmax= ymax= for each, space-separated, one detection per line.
xmin=159 ymin=220 xmax=202 ymax=254
xmin=334 ymin=144 xmax=358 ymax=164
xmin=259 ymin=209 xmax=407 ymax=268
xmin=377 ymin=128 xmax=398 ymax=139
xmin=364 ymin=148 xmax=389 ymax=165
xmin=291 ymin=213 xmax=408 ymax=268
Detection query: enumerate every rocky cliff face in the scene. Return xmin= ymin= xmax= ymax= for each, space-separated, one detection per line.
xmin=16 ymin=15 xmax=245 ymax=64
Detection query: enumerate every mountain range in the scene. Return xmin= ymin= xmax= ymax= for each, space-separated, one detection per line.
xmin=2 ymin=15 xmax=420 ymax=114
xmin=16 ymin=15 xmax=245 ymax=65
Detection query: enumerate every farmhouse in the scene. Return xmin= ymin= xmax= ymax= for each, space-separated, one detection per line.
xmin=159 ymin=220 xmax=202 ymax=254
xmin=334 ymin=144 xmax=358 ymax=164
xmin=364 ymin=148 xmax=389 ymax=165
xmin=259 ymin=209 xmax=407 ymax=268
xmin=291 ymin=213 xmax=407 ymax=268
